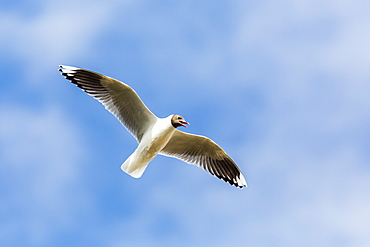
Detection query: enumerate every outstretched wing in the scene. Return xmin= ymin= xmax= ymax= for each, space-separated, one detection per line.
xmin=160 ymin=130 xmax=247 ymax=188
xmin=59 ymin=65 xmax=157 ymax=142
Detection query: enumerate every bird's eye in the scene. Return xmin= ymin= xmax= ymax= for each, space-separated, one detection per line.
xmin=177 ymin=116 xmax=182 ymax=120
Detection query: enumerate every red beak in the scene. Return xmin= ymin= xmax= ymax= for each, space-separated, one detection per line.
xmin=180 ymin=121 xmax=190 ymax=128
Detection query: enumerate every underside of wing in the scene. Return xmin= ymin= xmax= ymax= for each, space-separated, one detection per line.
xmin=160 ymin=130 xmax=247 ymax=188
xmin=59 ymin=65 xmax=157 ymax=142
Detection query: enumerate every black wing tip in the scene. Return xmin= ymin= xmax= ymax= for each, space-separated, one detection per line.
xmin=207 ymin=169 xmax=247 ymax=189
xmin=214 ymin=162 xmax=247 ymax=189
xmin=59 ymin=65 xmax=107 ymax=98
xmin=59 ymin=65 xmax=76 ymax=76
xmin=58 ymin=65 xmax=64 ymax=73
xmin=237 ymin=184 xmax=247 ymax=189
xmin=59 ymin=66 xmax=85 ymax=91
xmin=224 ymin=177 xmax=247 ymax=189
xmin=58 ymin=65 xmax=79 ymax=73
xmin=204 ymin=158 xmax=247 ymax=189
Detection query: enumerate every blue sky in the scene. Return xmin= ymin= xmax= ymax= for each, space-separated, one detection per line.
xmin=1 ymin=0 xmax=370 ymax=246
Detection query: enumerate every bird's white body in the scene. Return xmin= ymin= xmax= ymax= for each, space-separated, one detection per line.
xmin=121 ymin=115 xmax=176 ymax=178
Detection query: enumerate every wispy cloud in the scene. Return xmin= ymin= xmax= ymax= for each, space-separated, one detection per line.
xmin=0 ymin=105 xmax=92 ymax=246
xmin=0 ymin=0 xmax=133 ymax=82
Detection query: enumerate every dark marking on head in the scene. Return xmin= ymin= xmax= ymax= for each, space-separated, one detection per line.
xmin=171 ymin=115 xmax=189 ymax=128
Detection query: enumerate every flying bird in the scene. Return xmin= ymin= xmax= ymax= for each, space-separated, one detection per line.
xmin=59 ymin=65 xmax=247 ymax=188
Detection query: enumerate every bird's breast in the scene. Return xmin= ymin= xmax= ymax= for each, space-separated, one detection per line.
xmin=138 ymin=118 xmax=176 ymax=159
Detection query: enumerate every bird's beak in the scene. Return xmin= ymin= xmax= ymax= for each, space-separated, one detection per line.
xmin=180 ymin=121 xmax=190 ymax=128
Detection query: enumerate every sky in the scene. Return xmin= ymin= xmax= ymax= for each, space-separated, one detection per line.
xmin=1 ymin=0 xmax=370 ymax=246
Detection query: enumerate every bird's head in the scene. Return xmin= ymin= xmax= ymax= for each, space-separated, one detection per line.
xmin=171 ymin=115 xmax=190 ymax=128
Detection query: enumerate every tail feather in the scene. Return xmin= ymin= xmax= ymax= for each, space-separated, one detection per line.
xmin=120 ymin=154 xmax=148 ymax=178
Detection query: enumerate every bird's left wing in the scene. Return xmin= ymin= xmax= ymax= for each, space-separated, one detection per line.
xmin=160 ymin=130 xmax=247 ymax=188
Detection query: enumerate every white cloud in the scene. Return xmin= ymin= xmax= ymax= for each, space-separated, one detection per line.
xmin=239 ymin=121 xmax=370 ymax=244
xmin=0 ymin=104 xmax=92 ymax=246
xmin=232 ymin=0 xmax=370 ymax=83
xmin=0 ymin=0 xmax=134 ymax=81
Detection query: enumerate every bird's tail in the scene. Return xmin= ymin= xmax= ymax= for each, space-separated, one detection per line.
xmin=120 ymin=154 xmax=148 ymax=178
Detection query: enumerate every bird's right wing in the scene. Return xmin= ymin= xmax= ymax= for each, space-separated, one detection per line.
xmin=59 ymin=65 xmax=157 ymax=142
xmin=160 ymin=130 xmax=247 ymax=188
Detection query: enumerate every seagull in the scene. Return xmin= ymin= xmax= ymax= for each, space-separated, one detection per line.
xmin=59 ymin=65 xmax=247 ymax=188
